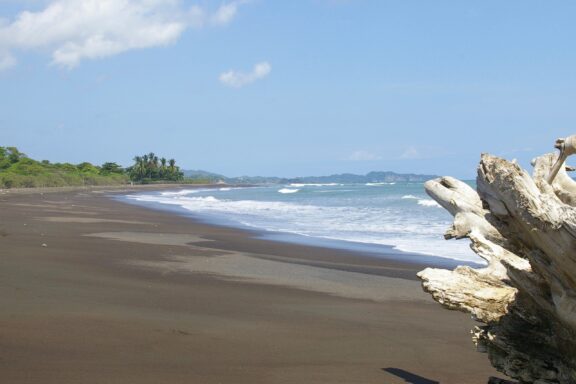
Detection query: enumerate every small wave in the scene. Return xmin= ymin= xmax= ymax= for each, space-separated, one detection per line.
xmin=314 ymin=189 xmax=354 ymax=193
xmin=418 ymin=199 xmax=441 ymax=207
xmin=279 ymin=188 xmax=300 ymax=194
xmin=127 ymin=189 xmax=484 ymax=264
xmin=160 ymin=189 xmax=200 ymax=196
xmin=219 ymin=188 xmax=232 ymax=191
xmin=178 ymin=196 xmax=220 ymax=203
xmin=289 ymin=183 xmax=341 ymax=187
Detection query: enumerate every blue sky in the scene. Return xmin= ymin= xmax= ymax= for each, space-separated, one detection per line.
xmin=0 ymin=0 xmax=574 ymax=178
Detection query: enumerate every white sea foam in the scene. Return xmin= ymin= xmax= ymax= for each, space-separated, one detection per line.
xmin=418 ymin=199 xmax=441 ymax=207
xmin=160 ymin=189 xmax=201 ymax=196
xmin=278 ymin=188 xmax=299 ymax=194
xmin=314 ymin=189 xmax=354 ymax=193
xmin=367 ymin=182 xmax=397 ymax=186
xmin=128 ymin=183 xmax=483 ymax=264
xmin=392 ymin=240 xmax=480 ymax=263
xmin=289 ymin=183 xmax=341 ymax=187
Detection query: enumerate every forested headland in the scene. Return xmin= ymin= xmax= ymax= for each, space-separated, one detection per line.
xmin=0 ymin=147 xmax=185 ymax=189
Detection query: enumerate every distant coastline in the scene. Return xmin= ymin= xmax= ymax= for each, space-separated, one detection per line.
xmin=0 ymin=145 xmax=438 ymax=190
xmin=183 ymin=169 xmax=439 ymax=185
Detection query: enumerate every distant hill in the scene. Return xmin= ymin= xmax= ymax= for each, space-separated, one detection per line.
xmin=182 ymin=170 xmax=283 ymax=184
xmin=288 ymin=171 xmax=438 ymax=184
xmin=182 ymin=170 xmax=438 ymax=185
xmin=183 ymin=170 xmax=228 ymax=181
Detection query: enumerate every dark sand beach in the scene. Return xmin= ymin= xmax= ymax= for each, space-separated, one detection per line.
xmin=0 ymin=187 xmax=501 ymax=383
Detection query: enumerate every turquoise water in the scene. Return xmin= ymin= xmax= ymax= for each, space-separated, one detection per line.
xmin=126 ymin=182 xmax=483 ymax=264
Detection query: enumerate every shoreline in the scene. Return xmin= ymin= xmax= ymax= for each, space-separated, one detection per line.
xmin=0 ymin=182 xmax=233 ymax=195
xmin=117 ymin=187 xmax=481 ymax=270
xmin=0 ymin=188 xmax=502 ymax=383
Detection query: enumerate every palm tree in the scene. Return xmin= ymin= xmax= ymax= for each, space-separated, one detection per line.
xmin=132 ymin=155 xmax=144 ymax=180
xmin=146 ymin=152 xmax=156 ymax=178
xmin=130 ymin=153 xmax=183 ymax=182
xmin=152 ymin=155 xmax=159 ymax=178
xmin=168 ymin=159 xmax=176 ymax=179
xmin=160 ymin=157 xmax=167 ymax=178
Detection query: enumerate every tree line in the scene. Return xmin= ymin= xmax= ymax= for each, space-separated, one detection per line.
xmin=127 ymin=152 xmax=183 ymax=182
xmin=0 ymin=146 xmax=184 ymax=188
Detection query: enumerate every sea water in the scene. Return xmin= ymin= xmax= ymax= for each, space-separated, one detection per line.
xmin=125 ymin=182 xmax=484 ymax=265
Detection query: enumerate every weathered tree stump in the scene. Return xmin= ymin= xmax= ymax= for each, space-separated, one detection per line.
xmin=418 ymin=137 xmax=576 ymax=384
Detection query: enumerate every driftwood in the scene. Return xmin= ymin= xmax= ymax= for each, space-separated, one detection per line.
xmin=418 ymin=136 xmax=576 ymax=384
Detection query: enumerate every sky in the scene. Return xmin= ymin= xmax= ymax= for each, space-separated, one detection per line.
xmin=0 ymin=0 xmax=575 ymax=178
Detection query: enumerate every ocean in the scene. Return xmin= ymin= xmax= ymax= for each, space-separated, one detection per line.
xmin=124 ymin=182 xmax=484 ymax=265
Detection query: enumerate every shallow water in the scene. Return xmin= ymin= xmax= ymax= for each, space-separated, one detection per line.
xmin=125 ymin=182 xmax=484 ymax=265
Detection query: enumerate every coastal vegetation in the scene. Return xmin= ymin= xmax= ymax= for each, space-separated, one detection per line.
xmin=127 ymin=152 xmax=184 ymax=183
xmin=0 ymin=146 xmax=128 ymax=188
xmin=0 ymin=145 xmax=437 ymax=189
xmin=0 ymin=146 xmax=184 ymax=189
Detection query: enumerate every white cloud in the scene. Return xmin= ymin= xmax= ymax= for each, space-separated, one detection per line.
xmin=219 ymin=61 xmax=271 ymax=88
xmin=0 ymin=51 xmax=16 ymax=70
xmin=0 ymin=0 xmax=248 ymax=70
xmin=211 ymin=0 xmax=249 ymax=26
xmin=347 ymin=150 xmax=382 ymax=161
xmin=400 ymin=146 xmax=420 ymax=159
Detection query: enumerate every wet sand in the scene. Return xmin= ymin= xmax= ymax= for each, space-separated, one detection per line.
xmin=0 ymin=188 xmax=502 ymax=383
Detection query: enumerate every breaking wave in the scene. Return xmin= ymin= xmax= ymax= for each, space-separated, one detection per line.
xmin=127 ymin=183 xmax=481 ymax=264
xmin=418 ymin=199 xmax=441 ymax=207
xmin=278 ymin=188 xmax=299 ymax=194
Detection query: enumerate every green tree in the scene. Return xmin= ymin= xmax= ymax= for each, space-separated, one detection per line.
xmin=0 ymin=146 xmax=129 ymax=188
xmin=128 ymin=153 xmax=183 ymax=183
xmin=11 ymin=158 xmax=44 ymax=175
xmin=168 ymin=158 xmax=176 ymax=177
xmin=133 ymin=156 xmax=144 ymax=180
xmin=100 ymin=162 xmax=123 ymax=175
xmin=77 ymin=162 xmax=99 ymax=174
xmin=160 ymin=157 xmax=167 ymax=178
xmin=6 ymin=147 xmax=25 ymax=163
xmin=0 ymin=147 xmax=10 ymax=170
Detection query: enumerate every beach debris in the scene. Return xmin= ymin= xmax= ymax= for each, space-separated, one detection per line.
xmin=41 ymin=243 xmax=47 ymax=247
xmin=418 ymin=135 xmax=576 ymax=384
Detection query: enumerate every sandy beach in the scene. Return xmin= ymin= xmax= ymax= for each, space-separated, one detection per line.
xmin=0 ymin=187 xmax=501 ymax=383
